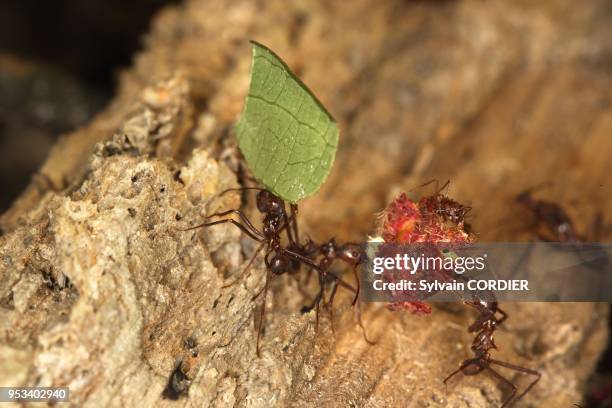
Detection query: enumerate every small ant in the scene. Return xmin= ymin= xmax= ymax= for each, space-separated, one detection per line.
xmin=516 ymin=186 xmax=582 ymax=242
xmin=298 ymin=238 xmax=362 ymax=307
xmin=444 ymin=300 xmax=541 ymax=407
xmin=312 ymin=239 xmax=363 ymax=306
xmin=516 ymin=182 xmax=607 ymax=243
xmin=415 ymin=184 xmax=540 ymax=405
xmin=185 ymin=188 xmax=363 ymax=355
xmin=296 ymin=238 xmax=373 ymax=342
xmin=414 ymin=180 xmax=472 ymax=231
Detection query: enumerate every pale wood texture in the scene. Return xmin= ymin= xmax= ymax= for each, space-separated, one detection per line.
xmin=1 ymin=0 xmax=610 ymax=406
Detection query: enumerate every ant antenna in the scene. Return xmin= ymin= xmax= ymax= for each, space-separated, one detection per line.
xmin=408 ymin=179 xmax=451 ymax=195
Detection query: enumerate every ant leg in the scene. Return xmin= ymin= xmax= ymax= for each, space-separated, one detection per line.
xmin=283 ymin=248 xmax=322 ymax=270
xmin=283 ymin=210 xmax=296 ymax=245
xmin=255 ymin=268 xmax=272 ymax=357
xmin=327 ymin=280 xmax=339 ymax=308
xmin=294 ymin=266 xmax=314 ymax=299
xmin=222 ymin=242 xmax=265 ymax=288
xmin=351 ymin=265 xmax=360 ymax=306
xmin=300 ymin=267 xmax=324 ymax=315
xmin=282 ymin=252 xmax=357 ymax=296
xmin=437 ymin=179 xmax=451 ymax=195
xmin=290 ymin=204 xmax=299 ymax=243
xmin=326 ymin=280 xmax=339 ymax=334
xmin=185 ymin=218 xmax=263 ymax=242
xmin=301 ymin=273 xmax=325 ymax=332
xmin=282 ymin=247 xmax=354 ymax=295
xmin=465 ymin=303 xmax=495 ymax=332
xmin=302 ymin=266 xmax=314 ymax=287
xmin=443 ymin=366 xmax=464 ymax=384
xmin=328 ymin=270 xmax=368 ymax=340
xmin=301 ymin=284 xmax=323 ymax=314
xmin=485 ymin=365 xmax=517 ymax=408
xmin=496 ymin=306 xmax=508 ymax=326
xmin=409 ymin=179 xmax=437 ymax=193
xmin=200 ymin=208 xmax=262 ymax=238
xmin=252 ymin=250 xmax=274 ymax=300
xmin=277 ymin=209 xmax=298 ymax=237
xmin=218 ymin=187 xmax=266 ymax=197
xmin=340 ymin=268 xmax=375 ymax=345
xmin=280 ymin=203 xmax=301 ymax=246
xmin=354 ymin=300 xmax=375 ymax=345
xmin=315 ymin=273 xmax=326 ymax=332
xmin=490 ymin=359 xmax=541 ymax=404
xmin=444 ymin=359 xmax=480 ymax=383
xmin=320 ymin=271 xmax=372 ymax=343
xmin=184 ymin=202 xmax=262 ymax=240
xmin=327 ymin=271 xmax=357 ymax=294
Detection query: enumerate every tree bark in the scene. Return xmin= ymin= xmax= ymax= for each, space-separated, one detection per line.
xmin=1 ymin=0 xmax=610 ymax=406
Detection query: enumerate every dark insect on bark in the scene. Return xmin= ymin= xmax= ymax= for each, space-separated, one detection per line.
xmin=516 ymin=187 xmax=581 ymax=242
xmin=185 ymin=187 xmax=365 ymax=355
xmin=421 ymin=180 xmax=472 ymax=228
xmin=162 ymin=362 xmax=191 ymax=400
xmin=411 ymin=185 xmax=541 ymax=406
xmin=443 ymin=301 xmax=541 ymax=407
xmin=297 ymin=237 xmax=374 ymax=343
xmin=516 ymin=185 xmax=604 ymax=243
xmin=517 ymin=187 xmax=611 ymax=407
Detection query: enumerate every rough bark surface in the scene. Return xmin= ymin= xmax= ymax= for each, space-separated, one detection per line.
xmin=1 ymin=0 xmax=610 ymax=407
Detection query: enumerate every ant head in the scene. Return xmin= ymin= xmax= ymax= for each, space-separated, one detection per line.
xmin=269 ymin=254 xmax=289 ymax=275
xmin=321 ymin=239 xmax=337 ymax=257
xmin=256 ymin=190 xmax=285 ymax=217
xmin=339 ymin=244 xmax=362 ymax=265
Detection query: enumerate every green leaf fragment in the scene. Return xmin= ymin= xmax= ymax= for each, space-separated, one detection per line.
xmin=235 ymin=41 xmax=339 ymax=203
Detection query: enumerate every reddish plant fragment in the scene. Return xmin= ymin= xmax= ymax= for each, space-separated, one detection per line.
xmin=386 ymin=301 xmax=432 ymax=314
xmin=377 ymin=191 xmax=473 ymax=313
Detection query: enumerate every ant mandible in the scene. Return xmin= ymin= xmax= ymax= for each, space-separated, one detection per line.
xmin=444 ymin=300 xmax=541 ymax=407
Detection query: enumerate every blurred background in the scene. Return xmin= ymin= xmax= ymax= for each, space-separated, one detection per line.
xmin=0 ymin=0 xmax=176 ymax=212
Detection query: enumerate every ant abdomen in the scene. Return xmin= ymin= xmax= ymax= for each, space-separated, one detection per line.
xmin=461 ymin=361 xmax=485 ymax=376
xmin=269 ymin=255 xmax=289 ymax=275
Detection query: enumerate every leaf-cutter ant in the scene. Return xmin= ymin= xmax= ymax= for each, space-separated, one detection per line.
xmin=516 ymin=186 xmax=581 ymax=242
xmin=444 ymin=301 xmax=541 ymax=407
xmin=516 ymin=183 xmax=604 ymax=243
xmin=411 ymin=183 xmax=541 ymax=406
xmin=185 ymin=188 xmax=366 ymax=355
xmin=296 ymin=237 xmax=374 ymax=343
